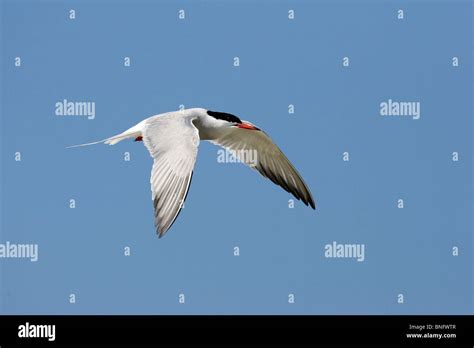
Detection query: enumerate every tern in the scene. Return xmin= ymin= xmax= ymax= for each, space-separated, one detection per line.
xmin=69 ymin=108 xmax=316 ymax=238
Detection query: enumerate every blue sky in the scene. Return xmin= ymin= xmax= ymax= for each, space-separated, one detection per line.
xmin=0 ymin=0 xmax=472 ymax=314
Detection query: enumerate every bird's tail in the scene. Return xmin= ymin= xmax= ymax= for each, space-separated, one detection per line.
xmin=66 ymin=129 xmax=142 ymax=149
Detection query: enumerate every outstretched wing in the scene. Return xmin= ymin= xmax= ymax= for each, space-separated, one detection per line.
xmin=210 ymin=126 xmax=315 ymax=209
xmin=142 ymin=116 xmax=200 ymax=237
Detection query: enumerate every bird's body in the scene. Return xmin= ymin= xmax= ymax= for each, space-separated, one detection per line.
xmin=69 ymin=108 xmax=315 ymax=238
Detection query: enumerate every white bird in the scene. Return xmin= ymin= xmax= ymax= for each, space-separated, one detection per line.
xmin=69 ymin=108 xmax=316 ymax=238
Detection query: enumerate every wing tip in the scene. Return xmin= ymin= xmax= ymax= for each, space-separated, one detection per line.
xmin=153 ymin=171 xmax=194 ymax=240
xmin=301 ymin=196 xmax=316 ymax=210
xmin=156 ymin=225 xmax=169 ymax=239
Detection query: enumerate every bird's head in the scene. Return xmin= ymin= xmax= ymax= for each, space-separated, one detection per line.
xmin=206 ymin=110 xmax=260 ymax=130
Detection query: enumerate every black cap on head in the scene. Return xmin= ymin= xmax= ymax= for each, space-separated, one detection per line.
xmin=207 ymin=110 xmax=242 ymax=124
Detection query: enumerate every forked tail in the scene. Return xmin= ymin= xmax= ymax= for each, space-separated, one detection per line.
xmin=66 ymin=129 xmax=142 ymax=148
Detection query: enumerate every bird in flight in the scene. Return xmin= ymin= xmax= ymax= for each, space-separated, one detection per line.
xmin=69 ymin=108 xmax=315 ymax=238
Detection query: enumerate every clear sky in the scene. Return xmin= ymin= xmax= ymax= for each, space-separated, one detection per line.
xmin=0 ymin=0 xmax=472 ymax=314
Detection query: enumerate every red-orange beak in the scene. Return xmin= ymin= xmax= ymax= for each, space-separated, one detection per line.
xmin=237 ymin=122 xmax=260 ymax=131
